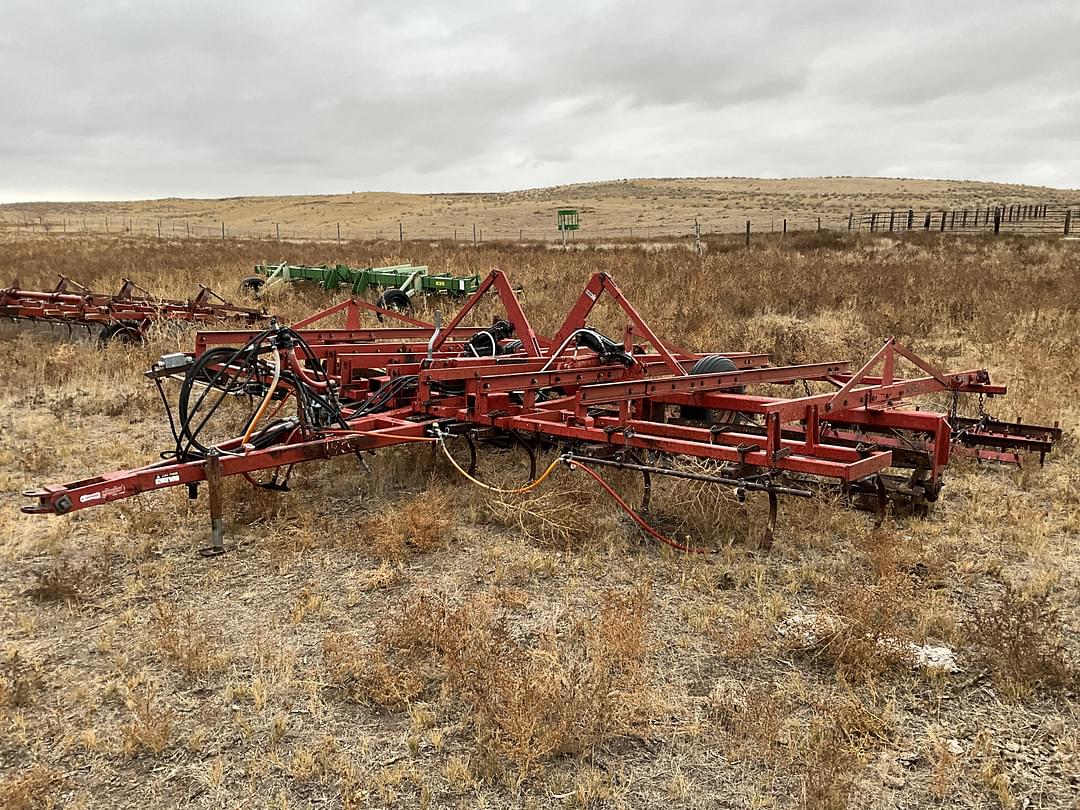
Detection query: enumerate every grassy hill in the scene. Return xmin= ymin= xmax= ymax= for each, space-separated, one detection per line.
xmin=3 ymin=177 xmax=1078 ymax=241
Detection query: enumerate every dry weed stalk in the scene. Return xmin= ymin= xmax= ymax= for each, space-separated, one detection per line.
xmin=122 ymin=681 xmax=175 ymax=756
xmin=487 ymin=484 xmax=605 ymax=548
xmin=324 ymin=582 xmax=653 ymax=777
xmin=0 ymin=646 xmax=44 ymax=708
xmin=149 ymin=601 xmax=229 ymax=683
xmin=972 ymin=580 xmax=1075 ymax=695
xmin=789 ymin=573 xmax=920 ymax=684
xmin=0 ymin=766 xmax=67 ymax=810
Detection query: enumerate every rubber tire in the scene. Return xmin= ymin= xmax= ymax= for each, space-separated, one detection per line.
xmin=681 ymin=355 xmax=741 ymax=422
xmin=240 ymin=276 xmax=265 ymax=293
xmin=99 ymin=320 xmax=144 ymax=347
xmin=377 ymin=288 xmax=411 ymax=312
xmin=689 ymin=355 xmax=739 ymax=377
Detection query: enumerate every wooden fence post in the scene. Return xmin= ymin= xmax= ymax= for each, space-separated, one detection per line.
xmin=472 ymin=223 xmax=477 ymax=245
xmin=870 ymin=213 xmax=876 ymax=232
xmin=745 ymin=219 xmax=751 ymax=248
xmin=939 ymin=212 xmax=947 ymax=232
xmin=221 ymin=221 xmax=225 ymax=240
xmin=993 ymin=208 xmax=1001 ymax=235
xmin=924 ymin=213 xmax=931 ymax=231
xmin=847 ymin=212 xmax=853 ymax=230
xmin=1065 ymin=209 xmax=1072 ymax=236
xmin=907 ymin=209 xmax=913 ymax=229
xmin=337 ymin=223 xmax=341 ymax=244
xmin=399 ymin=222 xmax=403 ymax=243
xmin=275 ymin=223 xmax=280 ymax=242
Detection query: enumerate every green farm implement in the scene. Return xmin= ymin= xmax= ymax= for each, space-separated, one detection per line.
xmin=241 ymin=262 xmax=481 ymax=311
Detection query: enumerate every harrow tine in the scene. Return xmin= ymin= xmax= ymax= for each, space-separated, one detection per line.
xmin=512 ymin=432 xmax=538 ymax=481
xmin=873 ymin=475 xmax=889 ymax=528
xmin=760 ymin=489 xmax=778 ymax=551
xmin=631 ymin=451 xmax=653 ymax=512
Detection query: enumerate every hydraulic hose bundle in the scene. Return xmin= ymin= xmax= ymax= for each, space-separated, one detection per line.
xmin=165 ymin=324 xmax=351 ymax=461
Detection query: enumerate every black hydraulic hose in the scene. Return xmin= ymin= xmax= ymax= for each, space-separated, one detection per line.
xmin=176 ymin=326 xmax=275 ymax=457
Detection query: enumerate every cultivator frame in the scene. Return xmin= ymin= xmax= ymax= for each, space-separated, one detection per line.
xmin=246 ymin=261 xmax=481 ymax=307
xmin=21 ymin=270 xmax=1061 ymax=551
xmin=1 ymin=276 xmax=265 ymax=342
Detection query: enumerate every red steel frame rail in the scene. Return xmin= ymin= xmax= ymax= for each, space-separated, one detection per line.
xmin=21 ymin=270 xmax=1061 ymax=550
xmin=1 ymin=275 xmax=264 ymax=336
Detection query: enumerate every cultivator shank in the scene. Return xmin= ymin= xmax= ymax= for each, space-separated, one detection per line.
xmin=21 ymin=271 xmax=1061 ymax=550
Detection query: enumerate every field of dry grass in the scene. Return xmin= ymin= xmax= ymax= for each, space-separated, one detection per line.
xmin=3 ymin=176 xmax=1078 ymax=241
xmin=0 ymin=232 xmax=1078 ymax=809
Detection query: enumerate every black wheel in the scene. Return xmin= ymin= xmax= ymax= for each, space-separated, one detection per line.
xmin=689 ymin=355 xmax=739 ymax=377
xmin=98 ymin=320 xmax=144 ymax=347
xmin=680 ymin=355 xmax=742 ymax=423
xmin=377 ymin=288 xmax=411 ymax=312
xmin=240 ymin=276 xmax=265 ymax=293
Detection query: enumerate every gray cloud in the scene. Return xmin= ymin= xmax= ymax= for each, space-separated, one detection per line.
xmin=1 ymin=0 xmax=1078 ymax=201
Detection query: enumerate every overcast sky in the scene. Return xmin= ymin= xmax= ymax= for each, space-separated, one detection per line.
xmin=2 ymin=1 xmax=1078 ymax=202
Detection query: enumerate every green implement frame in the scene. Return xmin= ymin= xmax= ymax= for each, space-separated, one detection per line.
xmin=246 ymin=262 xmax=481 ymax=305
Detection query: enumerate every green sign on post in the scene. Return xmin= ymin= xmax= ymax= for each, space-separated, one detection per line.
xmin=557 ymin=209 xmax=579 ymax=247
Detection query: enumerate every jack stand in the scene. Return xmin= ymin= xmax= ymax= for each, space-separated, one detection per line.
xmin=199 ymin=450 xmax=227 ymax=557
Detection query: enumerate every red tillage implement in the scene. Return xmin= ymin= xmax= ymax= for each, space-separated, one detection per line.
xmin=21 ymin=270 xmax=1060 ymax=552
xmin=1 ymin=276 xmax=264 ymax=342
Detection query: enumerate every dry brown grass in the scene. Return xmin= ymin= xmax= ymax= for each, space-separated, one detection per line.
xmin=0 ymin=765 xmax=67 ymax=810
xmin=148 ymin=601 xmax=230 ymax=684
xmin=0 ymin=231 xmax=1077 ymax=807
xmin=3 ymin=176 xmax=1076 ymax=241
xmin=971 ymin=580 xmax=1076 ymax=696
xmin=359 ymin=485 xmax=457 ymax=561
xmin=327 ymin=583 xmax=653 ymax=779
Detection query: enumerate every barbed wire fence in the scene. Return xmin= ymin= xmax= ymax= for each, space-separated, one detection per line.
xmin=1 ymin=202 xmax=1077 ymax=244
